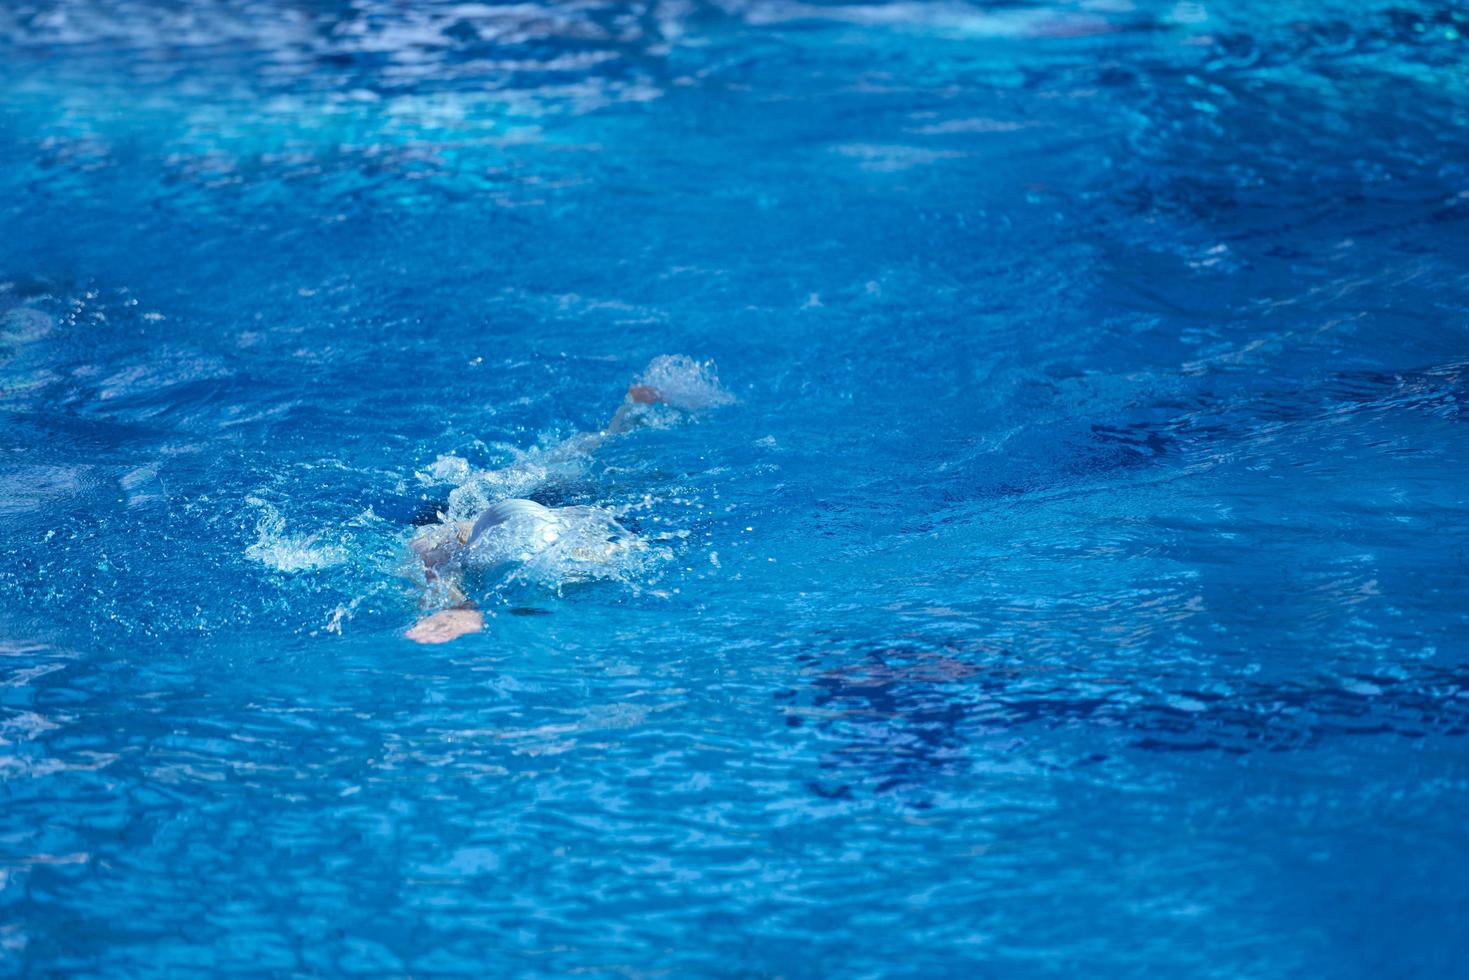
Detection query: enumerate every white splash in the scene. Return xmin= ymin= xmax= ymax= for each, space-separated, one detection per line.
xmin=244 ymin=498 xmax=348 ymax=572
xmin=635 ymin=354 xmax=734 ymax=410
xmin=465 ymin=503 xmax=668 ymax=593
xmin=423 ymin=436 xmax=599 ymax=523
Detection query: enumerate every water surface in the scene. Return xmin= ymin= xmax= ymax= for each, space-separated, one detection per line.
xmin=2 ymin=0 xmax=1468 ymax=975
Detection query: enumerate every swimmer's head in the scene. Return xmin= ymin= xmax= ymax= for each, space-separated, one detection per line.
xmin=461 ymin=499 xmax=567 ymax=580
xmin=464 ymin=501 xmax=652 ymax=590
xmin=466 ymin=499 xmax=562 ymax=552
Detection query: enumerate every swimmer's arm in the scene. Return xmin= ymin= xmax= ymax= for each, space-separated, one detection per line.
xmin=407 ymin=521 xmax=484 ymax=643
xmin=409 ymin=521 xmax=473 ymax=578
xmin=604 ymin=383 xmax=663 ymax=435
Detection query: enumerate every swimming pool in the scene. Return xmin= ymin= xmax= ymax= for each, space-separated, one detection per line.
xmin=2 ymin=0 xmax=1467 ymax=974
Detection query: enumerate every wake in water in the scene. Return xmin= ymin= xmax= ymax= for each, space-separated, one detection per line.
xmin=406 ymin=355 xmax=730 ymax=643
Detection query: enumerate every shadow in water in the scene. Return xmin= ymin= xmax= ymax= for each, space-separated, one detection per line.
xmin=778 ymin=637 xmax=1469 ymax=805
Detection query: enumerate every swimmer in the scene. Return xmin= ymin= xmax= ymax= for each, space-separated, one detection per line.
xmin=405 ymin=378 xmax=668 ymax=644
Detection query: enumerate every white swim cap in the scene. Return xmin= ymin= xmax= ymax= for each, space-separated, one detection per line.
xmin=465 ymin=498 xmax=562 ymax=556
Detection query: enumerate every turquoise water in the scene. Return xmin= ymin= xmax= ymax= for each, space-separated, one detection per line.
xmin=2 ymin=0 xmax=1468 ymax=974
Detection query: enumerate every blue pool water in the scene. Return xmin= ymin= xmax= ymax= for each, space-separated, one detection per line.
xmin=2 ymin=0 xmax=1468 ymax=974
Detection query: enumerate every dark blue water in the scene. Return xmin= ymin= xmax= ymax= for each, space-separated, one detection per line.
xmin=2 ymin=0 xmax=1468 ymax=974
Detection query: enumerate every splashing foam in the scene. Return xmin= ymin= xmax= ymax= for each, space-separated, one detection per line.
xmin=423 ymin=437 xmax=597 ymax=523
xmin=419 ymin=354 xmax=730 ymax=523
xmin=465 ymin=503 xmax=668 ymax=594
xmin=244 ymin=498 xmax=348 ymax=572
xmin=636 ymin=354 xmax=734 ymax=411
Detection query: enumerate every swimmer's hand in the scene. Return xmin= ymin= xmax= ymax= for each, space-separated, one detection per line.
xmin=406 ymin=608 xmax=484 ymax=644
xmin=625 ymin=383 xmax=663 ymax=405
